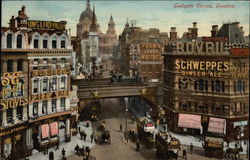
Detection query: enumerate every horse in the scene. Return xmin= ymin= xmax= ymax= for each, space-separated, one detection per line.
xmin=224 ymin=147 xmax=242 ymax=160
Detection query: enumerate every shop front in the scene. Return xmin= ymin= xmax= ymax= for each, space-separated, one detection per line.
xmin=30 ymin=114 xmax=72 ymax=152
xmin=0 ymin=123 xmax=28 ymax=159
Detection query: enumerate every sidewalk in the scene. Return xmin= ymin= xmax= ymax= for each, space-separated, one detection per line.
xmin=157 ymin=124 xmax=248 ymax=155
xmin=28 ymin=121 xmax=95 ymax=160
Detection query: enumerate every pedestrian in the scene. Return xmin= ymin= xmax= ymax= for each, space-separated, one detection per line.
xmin=90 ymin=134 xmax=94 ymax=143
xmin=190 ymin=143 xmax=193 ymax=154
xmin=136 ymin=141 xmax=140 ymax=151
xmin=49 ymin=151 xmax=54 ymax=160
xmin=80 ymin=130 xmax=83 ymax=140
xmin=74 ymin=144 xmax=79 ymax=155
xmin=78 ymin=126 xmax=81 ymax=133
xmin=83 ymin=131 xmax=87 ymax=142
xmin=81 ymin=145 xmax=85 ymax=157
xmin=62 ymin=148 xmax=66 ymax=158
xmin=119 ymin=124 xmax=122 ymax=132
xmin=24 ymin=153 xmax=29 ymax=160
xmin=86 ymin=122 xmax=89 ymax=128
xmin=44 ymin=148 xmax=48 ymax=155
xmin=85 ymin=146 xmax=90 ymax=156
xmin=55 ymin=142 xmax=59 ymax=151
xmin=182 ymin=149 xmax=187 ymax=160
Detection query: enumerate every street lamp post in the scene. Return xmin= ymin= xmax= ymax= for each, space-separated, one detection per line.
xmin=125 ymin=106 xmax=128 ymax=143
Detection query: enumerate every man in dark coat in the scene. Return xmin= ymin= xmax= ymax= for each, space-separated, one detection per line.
xmin=136 ymin=141 xmax=140 ymax=151
xmin=119 ymin=124 xmax=122 ymax=132
xmin=62 ymin=148 xmax=66 ymax=158
xmin=80 ymin=130 xmax=83 ymax=140
xmin=49 ymin=151 xmax=54 ymax=160
xmin=90 ymin=134 xmax=94 ymax=143
xmin=190 ymin=143 xmax=193 ymax=154
xmin=74 ymin=144 xmax=80 ymax=155
xmin=83 ymin=130 xmax=87 ymax=142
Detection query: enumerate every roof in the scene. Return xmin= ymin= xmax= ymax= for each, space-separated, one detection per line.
xmin=216 ymin=22 xmax=245 ymax=43
xmin=80 ymin=7 xmax=93 ymax=20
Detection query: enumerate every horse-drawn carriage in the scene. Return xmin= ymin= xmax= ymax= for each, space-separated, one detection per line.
xmin=203 ymin=136 xmax=224 ymax=159
xmin=224 ymin=146 xmax=243 ymax=160
xmin=155 ymin=132 xmax=181 ymax=160
xmin=100 ymin=130 xmax=111 ymax=144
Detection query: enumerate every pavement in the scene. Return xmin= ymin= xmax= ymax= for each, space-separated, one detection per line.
xmin=28 ymin=121 xmax=95 ymax=160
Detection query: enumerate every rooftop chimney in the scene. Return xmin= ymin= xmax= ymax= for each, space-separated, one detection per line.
xmin=9 ymin=16 xmax=16 ymax=29
xmin=170 ymin=27 xmax=177 ymax=41
xmin=193 ymin=22 xmax=197 ymax=28
xmin=240 ymin=26 xmax=244 ymax=35
xmin=211 ymin=25 xmax=218 ymax=37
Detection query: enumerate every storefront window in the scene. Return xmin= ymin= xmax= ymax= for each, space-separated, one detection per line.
xmin=50 ymin=122 xmax=58 ymax=137
xmin=205 ymin=80 xmax=208 ymax=91
xmin=4 ymin=138 xmax=12 ymax=158
xmin=41 ymin=124 xmax=49 ymax=140
xmin=234 ymin=81 xmax=236 ymax=92
xmin=194 ymin=80 xmax=197 ymax=90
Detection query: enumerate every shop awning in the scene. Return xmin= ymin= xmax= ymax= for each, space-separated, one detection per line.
xmin=50 ymin=122 xmax=58 ymax=137
xmin=208 ymin=117 xmax=226 ymax=134
xmin=178 ymin=114 xmax=201 ymax=129
xmin=41 ymin=124 xmax=49 ymax=139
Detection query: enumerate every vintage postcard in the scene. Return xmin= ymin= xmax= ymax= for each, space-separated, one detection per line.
xmin=1 ymin=0 xmax=249 ymax=160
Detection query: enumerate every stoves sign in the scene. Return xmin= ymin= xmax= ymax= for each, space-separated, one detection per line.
xmin=0 ymin=72 xmax=28 ymax=111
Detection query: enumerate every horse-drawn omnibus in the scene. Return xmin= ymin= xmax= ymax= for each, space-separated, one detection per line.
xmin=203 ymin=136 xmax=224 ymax=159
xmin=155 ymin=132 xmax=181 ymax=160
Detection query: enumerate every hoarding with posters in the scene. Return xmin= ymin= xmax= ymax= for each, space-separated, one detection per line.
xmin=178 ymin=114 xmax=201 ymax=129
xmin=208 ymin=117 xmax=226 ymax=134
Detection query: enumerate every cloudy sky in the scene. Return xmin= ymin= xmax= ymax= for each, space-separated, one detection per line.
xmin=2 ymin=0 xmax=249 ymax=37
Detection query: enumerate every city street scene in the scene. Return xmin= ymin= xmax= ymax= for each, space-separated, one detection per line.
xmin=1 ymin=0 xmax=249 ymax=160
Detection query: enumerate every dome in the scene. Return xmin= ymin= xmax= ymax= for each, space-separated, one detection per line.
xmin=80 ymin=7 xmax=93 ymax=20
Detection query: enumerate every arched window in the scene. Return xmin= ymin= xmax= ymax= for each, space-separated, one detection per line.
xmin=198 ymin=79 xmax=204 ymax=90
xmin=43 ymin=36 xmax=48 ymax=49
xmin=16 ymin=34 xmax=22 ymax=48
xmin=52 ymin=36 xmax=57 ymax=49
xmin=237 ymin=80 xmax=242 ymax=92
xmin=215 ymin=80 xmax=221 ymax=92
xmin=7 ymin=34 xmax=12 ymax=48
xmin=61 ymin=37 xmax=66 ymax=48
xmin=33 ymin=35 xmax=39 ymax=48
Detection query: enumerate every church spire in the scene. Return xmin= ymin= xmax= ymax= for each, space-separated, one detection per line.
xmin=86 ymin=0 xmax=90 ymax=9
xmin=107 ymin=14 xmax=116 ymax=35
xmin=90 ymin=5 xmax=97 ymax=32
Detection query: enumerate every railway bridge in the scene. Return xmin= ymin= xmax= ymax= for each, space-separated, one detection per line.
xmin=72 ymin=78 xmax=150 ymax=100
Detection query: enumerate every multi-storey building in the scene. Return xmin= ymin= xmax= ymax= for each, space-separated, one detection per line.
xmin=0 ymin=47 xmax=29 ymax=159
xmin=1 ymin=6 xmax=75 ymax=158
xmin=162 ymin=22 xmax=249 ymax=141
xmin=76 ymin=0 xmax=117 ymax=73
xmin=118 ymin=21 xmax=168 ymax=76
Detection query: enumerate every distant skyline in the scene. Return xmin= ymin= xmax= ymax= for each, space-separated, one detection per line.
xmin=2 ymin=1 xmax=249 ymax=37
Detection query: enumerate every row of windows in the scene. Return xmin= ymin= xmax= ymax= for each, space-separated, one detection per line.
xmin=5 ymin=33 xmax=67 ymax=49
xmin=5 ymin=107 xmax=23 ymax=124
xmin=32 ymin=58 xmax=66 ymax=70
xmin=33 ymin=76 xmax=66 ymax=94
xmin=178 ymin=79 xmax=247 ymax=93
xmin=32 ymin=98 xmax=65 ymax=117
xmin=6 ymin=59 xmax=24 ymax=72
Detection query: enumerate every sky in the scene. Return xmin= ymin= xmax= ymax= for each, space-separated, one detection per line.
xmin=2 ymin=0 xmax=250 ymax=37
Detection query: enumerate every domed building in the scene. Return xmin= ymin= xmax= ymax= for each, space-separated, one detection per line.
xmin=76 ymin=0 xmax=117 ymax=74
xmin=76 ymin=0 xmax=100 ymax=38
